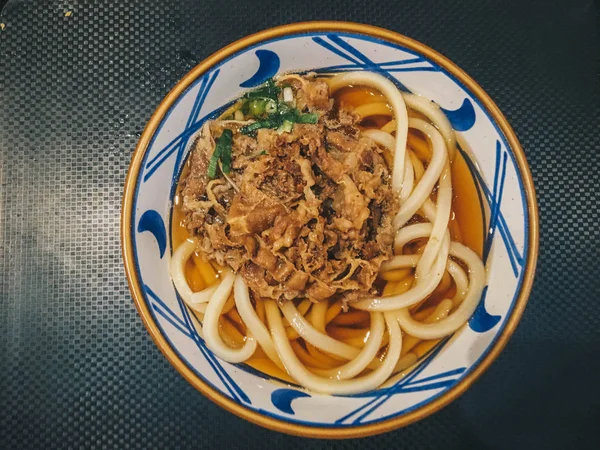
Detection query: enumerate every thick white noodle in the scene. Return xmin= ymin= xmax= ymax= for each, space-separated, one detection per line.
xmin=363 ymin=128 xmax=395 ymax=150
xmin=170 ymin=239 xmax=210 ymax=313
xmin=394 ymin=118 xmax=447 ymax=230
xmin=401 ymin=152 xmax=415 ymax=202
xmin=233 ymin=275 xmax=283 ymax=368
xmin=170 ymin=239 xmax=196 ymax=303
xmin=380 ymin=353 xmax=420 ymax=388
xmin=431 ymin=299 xmax=453 ymax=321
xmin=365 ymin=121 xmax=450 ymax=295
xmin=394 ymin=223 xmax=435 ymax=252
xmin=415 ymin=164 xmax=451 ymax=278
xmin=309 ymin=300 xmax=329 ymax=333
xmin=353 ymin=234 xmax=450 ymax=311
xmin=382 ymin=254 xmax=469 ymax=306
xmin=396 ymin=242 xmax=486 ymax=339
xmin=447 ymin=260 xmax=469 ymax=305
xmin=419 ymin=198 xmax=438 ymax=223
xmin=409 ymin=150 xmax=425 ymax=182
xmin=311 ymin=312 xmax=385 ymax=380
xmin=203 ymin=271 xmax=257 ymax=362
xmin=407 ymin=120 xmax=453 ymax=278
xmin=329 ymin=72 xmax=409 ymax=191
xmin=387 ymin=222 xmax=469 ymax=294
xmin=191 ymin=285 xmax=218 ymax=305
xmin=369 ymin=94 xmax=456 ymax=161
xmin=279 ymin=302 xmax=360 ymax=360
xmin=266 ymin=301 xmax=402 ymax=395
xmin=402 ymin=93 xmax=456 ymax=161
xmin=381 ymin=254 xmax=420 ymax=271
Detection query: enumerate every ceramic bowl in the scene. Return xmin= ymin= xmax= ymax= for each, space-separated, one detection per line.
xmin=121 ymin=22 xmax=538 ymax=438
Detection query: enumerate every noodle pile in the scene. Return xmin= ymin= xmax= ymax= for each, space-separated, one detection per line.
xmin=170 ymin=72 xmax=486 ymax=394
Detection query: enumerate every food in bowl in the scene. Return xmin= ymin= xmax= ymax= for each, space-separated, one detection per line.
xmin=169 ymin=70 xmax=486 ymax=394
xmin=122 ymin=23 xmax=538 ymax=436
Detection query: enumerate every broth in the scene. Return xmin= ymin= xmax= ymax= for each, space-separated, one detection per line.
xmin=171 ymin=85 xmax=485 ymax=382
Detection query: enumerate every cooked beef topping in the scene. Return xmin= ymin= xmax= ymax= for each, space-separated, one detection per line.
xmin=180 ymin=75 xmax=399 ymax=305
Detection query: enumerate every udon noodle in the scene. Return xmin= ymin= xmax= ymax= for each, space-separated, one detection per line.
xmin=169 ymin=71 xmax=486 ymax=394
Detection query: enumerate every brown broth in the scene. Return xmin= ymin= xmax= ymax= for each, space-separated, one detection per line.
xmin=170 ymin=85 xmax=485 ymax=381
xmin=335 ymin=85 xmax=388 ymax=106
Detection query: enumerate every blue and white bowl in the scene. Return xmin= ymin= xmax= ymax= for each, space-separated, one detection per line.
xmin=121 ymin=22 xmax=538 ymax=438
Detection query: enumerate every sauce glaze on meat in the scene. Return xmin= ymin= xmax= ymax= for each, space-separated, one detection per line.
xmin=180 ymin=76 xmax=399 ymax=306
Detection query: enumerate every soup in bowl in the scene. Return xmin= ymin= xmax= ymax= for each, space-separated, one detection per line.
xmin=121 ymin=22 xmax=538 ymax=438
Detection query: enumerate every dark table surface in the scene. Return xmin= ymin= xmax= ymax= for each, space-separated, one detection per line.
xmin=1 ymin=0 xmax=599 ymax=448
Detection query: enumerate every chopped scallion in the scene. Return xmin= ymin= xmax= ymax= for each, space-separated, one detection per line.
xmin=248 ymin=99 xmax=266 ymax=117
xmin=240 ymin=119 xmax=279 ymax=135
xmin=296 ymin=113 xmax=319 ymax=124
xmin=243 ymin=79 xmax=280 ymax=101
xmin=283 ymin=86 xmax=294 ymax=103
xmin=265 ymin=99 xmax=278 ymax=114
xmin=237 ymin=81 xmax=320 ymax=136
xmin=277 ymin=119 xmax=294 ymax=134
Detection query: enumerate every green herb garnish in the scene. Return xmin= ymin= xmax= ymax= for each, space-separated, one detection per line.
xmin=296 ymin=112 xmax=319 ymax=124
xmin=240 ymin=119 xmax=279 ymax=136
xmin=248 ymin=99 xmax=267 ymax=117
xmin=276 ymin=119 xmax=294 ymax=134
xmin=238 ymin=79 xmax=320 ymax=135
xmin=244 ymin=79 xmax=280 ymax=101
xmin=207 ymin=129 xmax=233 ymax=178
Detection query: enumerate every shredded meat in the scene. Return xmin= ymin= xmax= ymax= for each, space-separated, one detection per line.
xmin=180 ymin=75 xmax=399 ymax=305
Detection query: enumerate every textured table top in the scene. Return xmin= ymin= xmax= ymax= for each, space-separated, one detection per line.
xmin=1 ymin=0 xmax=599 ymax=448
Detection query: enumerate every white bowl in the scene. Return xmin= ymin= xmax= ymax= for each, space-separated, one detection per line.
xmin=121 ymin=22 xmax=538 ymax=438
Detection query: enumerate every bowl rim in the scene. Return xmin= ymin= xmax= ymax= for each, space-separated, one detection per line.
xmin=121 ymin=21 xmax=539 ymax=439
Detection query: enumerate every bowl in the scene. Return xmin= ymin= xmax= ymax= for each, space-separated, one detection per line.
xmin=121 ymin=21 xmax=538 ymax=438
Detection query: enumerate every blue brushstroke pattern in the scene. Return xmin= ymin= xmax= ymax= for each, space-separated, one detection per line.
xmin=239 ymin=50 xmax=280 ymax=88
xmin=145 ymin=285 xmax=192 ymax=339
xmin=312 ymin=54 xmax=438 ymax=75
xmin=314 ymin=56 xmax=424 ymax=72
xmin=469 ymin=286 xmax=501 ymax=333
xmin=176 ymin=287 xmax=251 ymax=404
xmin=464 ymin=141 xmax=505 ymax=332
xmin=403 ymin=368 xmax=466 ymax=386
xmin=137 ymin=210 xmax=166 ymax=258
xmin=442 ymin=98 xmax=476 ymax=132
xmin=483 ymin=143 xmax=509 ymax=263
xmin=172 ymin=70 xmax=219 ymax=184
xmin=458 ymin=145 xmax=523 ymax=276
xmin=144 ymin=282 xmax=251 ymax=404
xmin=271 ymin=389 xmax=311 ymax=415
xmin=143 ymin=73 xmax=208 ymax=171
xmin=311 ymin=35 xmax=412 ymax=92
xmin=334 ymin=340 xmax=466 ymax=424
xmin=143 ymin=70 xmax=220 ymax=183
xmin=143 ymin=99 xmax=232 ymax=183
